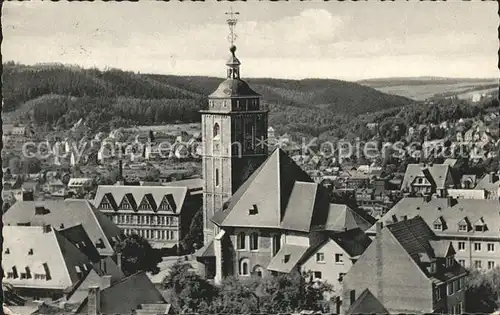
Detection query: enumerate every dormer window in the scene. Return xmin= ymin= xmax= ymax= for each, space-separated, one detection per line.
xmin=430 ymin=262 xmax=437 ymax=274
xmin=445 ymin=256 xmax=454 ymax=268
xmin=433 ymin=222 xmax=442 ymax=231
xmin=458 ymin=219 xmax=469 ymax=232
xmin=284 ymin=254 xmax=291 ymax=263
xmin=475 ymin=218 xmax=487 ymax=232
xmin=248 ymin=204 xmax=258 ymax=215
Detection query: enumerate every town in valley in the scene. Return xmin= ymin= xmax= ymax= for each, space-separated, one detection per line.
xmin=2 ymin=2 xmax=499 ymax=315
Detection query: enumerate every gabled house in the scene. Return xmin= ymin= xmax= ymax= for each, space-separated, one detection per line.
xmin=75 ymin=272 xmax=166 ymax=315
xmin=342 ymin=217 xmax=467 ymax=314
xmin=401 ymin=164 xmax=454 ymax=197
xmin=94 ymin=184 xmax=201 ymax=251
xmin=367 ymin=197 xmax=500 ymax=270
xmin=197 ymin=149 xmax=372 ymax=284
xmin=3 ymin=199 xmax=122 ymax=257
xmin=474 ymin=172 xmax=500 ymax=199
xmin=2 ymin=226 xmax=95 ymax=301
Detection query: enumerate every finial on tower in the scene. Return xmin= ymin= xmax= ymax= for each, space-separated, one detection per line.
xmin=226 ymin=7 xmax=240 ymax=48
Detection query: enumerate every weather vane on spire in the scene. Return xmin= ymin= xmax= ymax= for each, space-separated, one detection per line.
xmin=225 ymin=7 xmax=240 ymax=46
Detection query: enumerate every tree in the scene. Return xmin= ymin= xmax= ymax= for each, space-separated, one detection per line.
xmin=113 ymin=233 xmax=162 ymax=276
xmin=179 ymin=207 xmax=203 ymax=253
xmin=162 ymin=261 xmax=218 ymax=313
xmin=466 ymin=267 xmax=500 ymax=313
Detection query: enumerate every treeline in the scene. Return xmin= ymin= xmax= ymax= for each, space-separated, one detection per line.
xmin=17 ymin=95 xmax=205 ymax=132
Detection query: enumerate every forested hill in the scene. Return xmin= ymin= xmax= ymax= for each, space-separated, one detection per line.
xmin=3 ymin=62 xmax=414 ymax=134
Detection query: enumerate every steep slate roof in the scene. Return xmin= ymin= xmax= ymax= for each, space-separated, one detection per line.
xmin=367 ymin=197 xmax=500 ymax=238
xmin=385 ymin=217 xmax=467 ymax=284
xmin=212 ymin=149 xmax=314 ymax=230
xmin=330 ymin=228 xmax=372 ymax=257
xmin=3 ymin=199 xmax=121 ymax=256
xmin=401 ymin=164 xmax=451 ymax=190
xmin=75 ymin=272 xmax=165 ymax=314
xmin=346 ymin=288 xmax=389 ymax=315
xmin=94 ymin=185 xmax=188 ymax=213
xmin=322 ymin=204 xmax=372 ymax=232
xmin=58 ymin=224 xmax=101 ymax=263
xmin=3 ymin=226 xmax=93 ymax=290
xmin=475 ymin=174 xmax=500 ymax=192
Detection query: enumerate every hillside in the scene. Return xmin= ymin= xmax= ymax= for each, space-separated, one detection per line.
xmin=358 ymin=77 xmax=498 ymax=101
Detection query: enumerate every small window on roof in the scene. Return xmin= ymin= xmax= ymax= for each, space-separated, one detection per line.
xmin=5 ymin=248 xmax=10 ymax=254
xmin=28 ymin=248 xmax=34 ymax=255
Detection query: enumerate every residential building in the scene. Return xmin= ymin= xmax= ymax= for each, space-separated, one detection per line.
xmin=300 ymin=228 xmax=371 ymax=300
xmin=474 ymin=172 xmax=500 ymax=199
xmin=342 ymin=217 xmax=467 ymax=314
xmin=200 ymin=43 xmax=269 ymax=245
xmin=401 ymin=163 xmax=454 ymax=197
xmin=2 ymin=225 xmax=95 ymax=301
xmin=4 ymin=199 xmax=122 ymax=257
xmin=447 ymin=189 xmax=485 ymax=200
xmin=367 ymin=197 xmax=500 ymax=269
xmin=197 ymin=148 xmax=372 ymax=285
xmin=67 ymin=178 xmax=94 ymax=194
xmin=93 ymin=184 xmax=201 ymax=250
xmin=74 ymin=272 xmax=166 ymax=315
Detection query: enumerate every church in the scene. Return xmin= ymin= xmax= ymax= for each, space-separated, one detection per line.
xmin=196 ymin=13 xmax=371 ymax=288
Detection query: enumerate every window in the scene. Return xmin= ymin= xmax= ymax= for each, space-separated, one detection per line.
xmin=447 ymin=282 xmax=453 ymax=296
xmin=213 ymin=123 xmax=220 ymax=137
xmin=456 ymin=302 xmax=462 ymax=314
xmin=314 ymin=271 xmax=322 ymax=280
xmin=430 ymin=262 xmax=437 ymax=274
xmin=338 ymin=273 xmax=346 ymax=282
xmin=459 ymin=259 xmax=465 ymax=267
xmin=215 ymin=169 xmax=220 ymax=187
xmin=488 ymin=261 xmax=495 ymax=269
xmin=272 ymin=234 xmax=281 ymax=257
xmin=488 ymin=243 xmax=495 ymax=252
xmin=239 ymin=259 xmax=250 ymax=276
xmin=335 ymin=253 xmax=344 ymax=264
xmin=5 ymin=248 xmax=9 ymax=254
xmin=435 ymin=286 xmax=441 ymax=300
xmin=458 ymin=223 xmax=468 ymax=232
xmin=249 ymin=232 xmax=259 ymax=251
xmin=474 ymin=260 xmax=482 ymax=269
xmin=474 ymin=243 xmax=482 ymax=251
xmin=458 ymin=242 xmax=465 ymax=251
xmin=433 ymin=223 xmax=442 ymax=231
xmin=28 ymin=248 xmax=33 ymax=255
xmin=237 ymin=232 xmax=246 ymax=250
xmin=316 ymin=253 xmax=325 ymax=263
xmin=459 ymin=277 xmax=464 ymax=290
xmin=446 ymin=256 xmax=454 ymax=268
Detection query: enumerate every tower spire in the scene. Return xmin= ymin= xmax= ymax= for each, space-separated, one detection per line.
xmin=225 ymin=7 xmax=239 ymax=47
xmin=225 ymin=8 xmax=241 ymax=79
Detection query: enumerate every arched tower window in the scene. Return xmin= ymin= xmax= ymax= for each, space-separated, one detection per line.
xmin=215 ymin=169 xmax=220 ymax=187
xmin=213 ymin=123 xmax=220 ymax=138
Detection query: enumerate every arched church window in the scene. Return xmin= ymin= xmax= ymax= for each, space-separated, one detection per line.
xmin=239 ymin=258 xmax=250 ymax=276
xmin=213 ymin=123 xmax=220 ymax=137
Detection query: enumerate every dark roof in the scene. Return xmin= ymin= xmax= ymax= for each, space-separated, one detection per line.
xmin=58 ymin=224 xmax=101 ymax=263
xmin=346 ymin=288 xmax=389 ymax=315
xmin=76 ymin=272 xmax=165 ymax=314
xmin=386 ymin=217 xmax=467 ymax=283
xmin=330 ymin=228 xmax=372 ymax=257
xmin=209 ymin=79 xmax=260 ymax=98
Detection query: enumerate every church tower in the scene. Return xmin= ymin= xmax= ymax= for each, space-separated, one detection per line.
xmin=201 ymin=10 xmax=268 ymax=245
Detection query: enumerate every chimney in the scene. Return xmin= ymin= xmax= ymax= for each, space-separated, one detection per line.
xmin=42 ymin=224 xmax=52 ymax=233
xmin=116 ymin=252 xmax=122 ymax=271
xmin=376 ymin=222 xmax=383 ymax=234
xmin=87 ymin=285 xmax=101 ymax=315
xmin=100 ymin=275 xmax=112 ymax=289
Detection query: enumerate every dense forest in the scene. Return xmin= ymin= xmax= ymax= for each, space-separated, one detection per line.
xmin=3 ymin=62 xmax=497 ymax=141
xmin=3 ymin=62 xmax=412 ymax=133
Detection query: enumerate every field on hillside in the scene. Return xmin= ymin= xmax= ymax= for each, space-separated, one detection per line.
xmin=358 ymin=78 xmax=498 ymax=101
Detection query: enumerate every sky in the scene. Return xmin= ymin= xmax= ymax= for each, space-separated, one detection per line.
xmin=2 ymin=1 xmax=498 ymax=80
